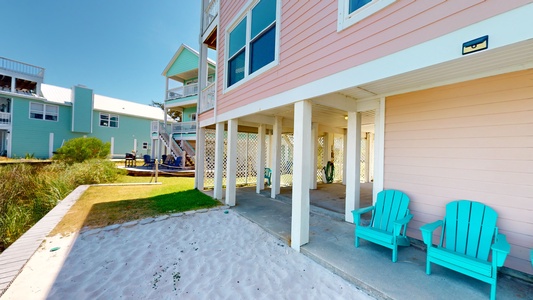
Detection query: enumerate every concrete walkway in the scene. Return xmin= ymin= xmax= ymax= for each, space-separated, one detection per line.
xmin=223 ymin=187 xmax=533 ymax=300
xmin=0 ymin=185 xmax=89 ymax=295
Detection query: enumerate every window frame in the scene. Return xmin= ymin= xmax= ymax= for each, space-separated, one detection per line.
xmin=29 ymin=102 xmax=58 ymax=122
xmin=224 ymin=0 xmax=280 ymax=92
xmin=337 ymin=0 xmax=396 ymax=32
xmin=99 ymin=112 xmax=119 ymax=128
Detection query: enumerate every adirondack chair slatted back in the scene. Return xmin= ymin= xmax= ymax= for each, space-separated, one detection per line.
xmin=371 ymin=190 xmax=410 ymax=232
xmin=442 ymin=200 xmax=498 ymax=261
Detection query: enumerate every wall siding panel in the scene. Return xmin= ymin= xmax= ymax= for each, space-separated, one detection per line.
xmin=385 ymin=69 xmax=533 ymax=274
xmin=216 ymin=0 xmax=532 ymax=115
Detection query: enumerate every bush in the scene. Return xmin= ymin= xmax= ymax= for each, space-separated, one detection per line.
xmin=53 ymin=137 xmax=110 ymax=164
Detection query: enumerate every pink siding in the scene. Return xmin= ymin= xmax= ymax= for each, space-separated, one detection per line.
xmin=385 ymin=69 xmax=533 ymax=275
xmin=216 ymin=0 xmax=531 ymax=115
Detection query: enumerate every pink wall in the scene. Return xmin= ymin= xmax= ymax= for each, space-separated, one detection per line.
xmin=385 ymin=69 xmax=533 ymax=275
xmin=215 ymin=0 xmax=531 ymax=116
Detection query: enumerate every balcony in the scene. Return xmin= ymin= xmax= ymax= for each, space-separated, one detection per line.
xmin=202 ymin=0 xmax=219 ymax=36
xmin=0 ymin=112 xmax=11 ymax=126
xmin=172 ymin=121 xmax=197 ymax=135
xmin=0 ymin=57 xmax=45 ymax=80
xmin=199 ymin=82 xmax=215 ymax=113
xmin=166 ymin=83 xmax=199 ymax=101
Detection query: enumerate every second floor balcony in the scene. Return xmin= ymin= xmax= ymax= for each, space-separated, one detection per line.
xmin=202 ymin=0 xmax=219 ymax=36
xmin=166 ymin=83 xmax=199 ymax=101
xmin=0 ymin=112 xmax=11 ymax=126
xmin=172 ymin=121 xmax=197 ymax=135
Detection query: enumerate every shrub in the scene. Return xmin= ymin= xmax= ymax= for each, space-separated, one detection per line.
xmin=53 ymin=137 xmax=110 ymax=164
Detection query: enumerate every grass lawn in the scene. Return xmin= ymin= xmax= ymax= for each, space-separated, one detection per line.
xmin=51 ymin=176 xmax=220 ymax=236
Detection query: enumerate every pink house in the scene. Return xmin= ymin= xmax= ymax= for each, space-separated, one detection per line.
xmin=196 ymin=0 xmax=533 ymax=276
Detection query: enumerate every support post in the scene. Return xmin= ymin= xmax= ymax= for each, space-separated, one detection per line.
xmin=195 ymin=127 xmax=206 ymax=190
xmin=373 ymin=98 xmax=386 ymax=204
xmin=291 ymin=100 xmax=312 ymax=251
xmin=226 ymin=119 xmax=238 ymax=206
xmin=256 ymin=124 xmax=266 ymax=193
xmin=343 ymin=129 xmax=347 ymax=185
xmin=271 ymin=117 xmax=282 ymax=199
xmin=310 ymin=123 xmax=318 ymax=189
xmin=213 ymin=122 xmax=225 ymax=200
xmin=345 ymin=111 xmax=361 ymax=223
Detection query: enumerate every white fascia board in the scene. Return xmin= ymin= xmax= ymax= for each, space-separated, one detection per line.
xmin=216 ymin=3 xmax=533 ymax=122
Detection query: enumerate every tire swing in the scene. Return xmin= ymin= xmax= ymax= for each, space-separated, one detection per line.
xmin=322 ymin=161 xmax=334 ymax=184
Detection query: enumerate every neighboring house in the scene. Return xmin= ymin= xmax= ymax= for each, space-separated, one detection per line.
xmin=0 ymin=57 xmax=165 ymax=159
xmin=160 ymin=44 xmax=216 ymax=167
xmin=195 ymin=0 xmax=533 ymax=276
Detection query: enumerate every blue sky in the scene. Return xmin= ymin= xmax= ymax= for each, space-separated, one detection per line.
xmin=2 ymin=0 xmax=204 ymax=105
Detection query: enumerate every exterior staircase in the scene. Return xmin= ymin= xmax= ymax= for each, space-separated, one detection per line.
xmin=157 ymin=123 xmax=195 ymax=167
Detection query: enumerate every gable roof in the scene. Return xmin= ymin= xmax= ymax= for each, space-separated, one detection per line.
xmin=40 ymin=83 xmax=165 ymax=121
xmin=161 ymin=44 xmax=216 ymax=81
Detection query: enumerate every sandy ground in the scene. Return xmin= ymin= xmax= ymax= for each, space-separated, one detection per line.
xmin=2 ymin=209 xmax=374 ymax=299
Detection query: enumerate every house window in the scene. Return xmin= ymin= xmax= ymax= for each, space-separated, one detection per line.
xmin=189 ymin=113 xmax=197 ymax=121
xmin=226 ymin=0 xmax=278 ymax=88
xmin=100 ymin=113 xmax=119 ymax=128
xmin=29 ymin=102 xmax=58 ymax=121
xmin=338 ymin=0 xmax=396 ymax=31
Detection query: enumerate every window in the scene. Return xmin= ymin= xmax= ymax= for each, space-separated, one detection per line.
xmin=100 ymin=113 xmax=119 ymax=128
xmin=29 ymin=102 xmax=58 ymax=121
xmin=338 ymin=0 xmax=396 ymax=31
xmin=226 ymin=0 xmax=278 ymax=88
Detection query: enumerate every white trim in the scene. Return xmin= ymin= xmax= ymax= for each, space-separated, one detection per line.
xmin=337 ymin=0 xmax=397 ymax=32
xmin=28 ymin=101 xmax=59 ymax=122
xmin=99 ymin=112 xmax=120 ymax=128
xmin=223 ymin=0 xmax=281 ymax=93
xmin=215 ymin=3 xmax=533 ymax=123
xmin=225 ymin=119 xmax=238 ymax=206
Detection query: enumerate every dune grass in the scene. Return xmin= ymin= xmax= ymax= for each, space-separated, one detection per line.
xmin=50 ymin=176 xmax=220 ymax=236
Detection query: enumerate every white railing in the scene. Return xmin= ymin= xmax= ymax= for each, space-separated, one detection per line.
xmin=166 ymin=83 xmax=199 ymax=100
xmin=202 ymin=0 xmax=219 ymax=34
xmin=0 ymin=57 xmax=45 ymax=79
xmin=0 ymin=112 xmax=10 ymax=125
xmin=199 ymin=82 xmax=215 ymax=113
xmin=172 ymin=121 xmax=196 ymax=135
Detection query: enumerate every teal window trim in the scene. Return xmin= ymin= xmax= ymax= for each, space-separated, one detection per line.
xmin=29 ymin=102 xmax=58 ymax=122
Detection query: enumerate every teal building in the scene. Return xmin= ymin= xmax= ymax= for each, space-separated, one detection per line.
xmin=0 ymin=57 xmax=165 ymax=159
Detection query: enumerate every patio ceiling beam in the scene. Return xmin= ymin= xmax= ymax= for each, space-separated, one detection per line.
xmin=311 ymin=93 xmax=358 ymax=112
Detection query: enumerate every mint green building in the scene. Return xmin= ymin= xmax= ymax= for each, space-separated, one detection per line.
xmin=160 ymin=44 xmax=216 ymax=167
xmin=0 ymin=57 xmax=165 ymax=159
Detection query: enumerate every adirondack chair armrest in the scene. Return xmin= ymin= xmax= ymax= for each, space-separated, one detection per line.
xmin=420 ymin=220 xmax=443 ymax=246
xmin=393 ymin=213 xmax=413 ymax=236
xmin=491 ymin=233 xmax=511 ymax=267
xmin=351 ymin=206 xmax=374 ymax=225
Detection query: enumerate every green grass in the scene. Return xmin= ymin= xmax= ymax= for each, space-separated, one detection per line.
xmin=51 ymin=176 xmax=220 ymax=235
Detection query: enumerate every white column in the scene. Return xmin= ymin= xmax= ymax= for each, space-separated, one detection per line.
xmin=110 ymin=137 xmax=115 ymax=157
xmin=256 ymin=124 xmax=266 ymax=193
xmin=48 ymin=133 xmax=54 ymax=158
xmin=225 ymin=119 xmax=238 ymax=206
xmin=195 ymin=127 xmax=206 ymax=190
xmin=291 ymin=100 xmax=312 ymax=251
xmin=310 ymin=122 xmax=318 ymax=189
xmin=345 ymin=111 xmax=361 ymax=223
xmin=271 ymin=117 xmax=282 ymax=198
xmin=10 ymin=77 xmax=15 ymax=93
xmin=213 ymin=122 xmax=225 ymax=200
xmin=342 ymin=129 xmax=347 ymax=185
xmin=133 ymin=139 xmax=137 ymax=153
xmin=364 ymin=132 xmax=371 ymax=183
xmin=373 ymin=98 xmax=386 ymax=204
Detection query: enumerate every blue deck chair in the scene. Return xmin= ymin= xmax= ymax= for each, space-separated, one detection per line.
xmin=420 ymin=200 xmax=510 ymax=300
xmin=352 ymin=189 xmax=413 ymax=262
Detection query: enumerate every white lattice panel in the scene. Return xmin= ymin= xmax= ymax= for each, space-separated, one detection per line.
xmin=333 ymin=134 xmax=344 ymax=183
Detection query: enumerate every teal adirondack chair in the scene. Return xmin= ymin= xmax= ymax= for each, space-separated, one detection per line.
xmin=352 ymin=189 xmax=413 ymax=262
xmin=530 ymin=249 xmax=533 ymax=269
xmin=420 ymin=200 xmax=510 ymax=300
